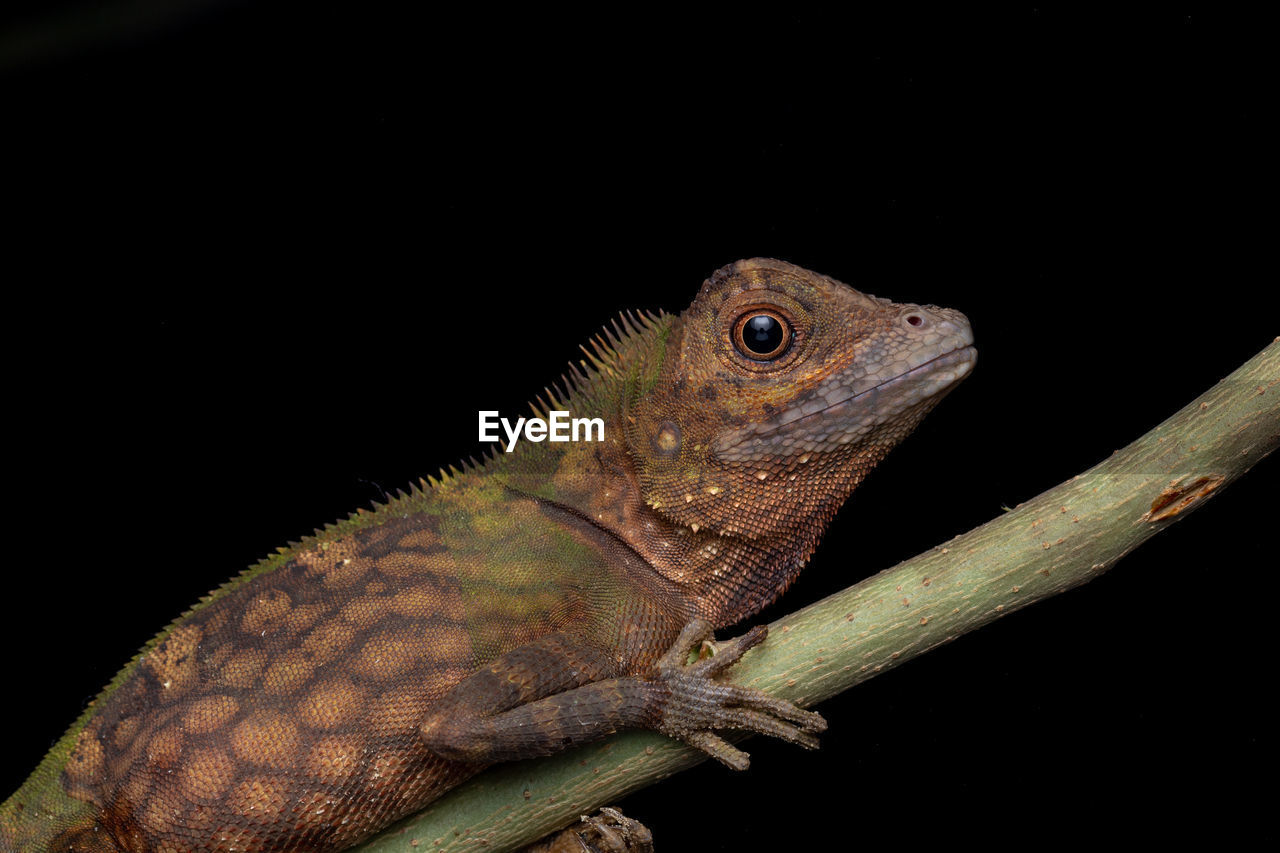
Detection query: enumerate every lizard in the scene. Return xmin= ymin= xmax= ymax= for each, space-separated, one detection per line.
xmin=0 ymin=258 xmax=975 ymax=852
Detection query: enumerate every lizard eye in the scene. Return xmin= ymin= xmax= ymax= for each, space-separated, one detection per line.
xmin=733 ymin=310 xmax=791 ymax=361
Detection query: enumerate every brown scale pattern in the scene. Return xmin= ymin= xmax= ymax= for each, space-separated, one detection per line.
xmin=59 ymin=515 xmax=483 ymax=852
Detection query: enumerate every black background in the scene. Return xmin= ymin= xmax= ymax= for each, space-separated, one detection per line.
xmin=2 ymin=4 xmax=1275 ymax=850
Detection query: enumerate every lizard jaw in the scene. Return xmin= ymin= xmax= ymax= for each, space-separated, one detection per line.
xmin=712 ymin=344 xmax=976 ymax=463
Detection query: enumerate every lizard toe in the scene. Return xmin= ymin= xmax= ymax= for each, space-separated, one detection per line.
xmin=683 ymin=731 xmax=751 ymax=771
xmin=722 ymin=684 xmax=827 ymax=733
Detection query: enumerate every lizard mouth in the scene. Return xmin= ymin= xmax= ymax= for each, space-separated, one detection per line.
xmin=713 ymin=345 xmax=977 ymax=461
xmin=768 ymin=344 xmax=977 ymax=436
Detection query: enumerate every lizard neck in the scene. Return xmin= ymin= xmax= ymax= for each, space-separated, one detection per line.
xmin=593 ymin=441 xmax=869 ymax=628
xmin=490 ymin=402 xmax=863 ymax=629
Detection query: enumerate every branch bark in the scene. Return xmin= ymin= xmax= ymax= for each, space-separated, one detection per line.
xmin=355 ymin=340 xmax=1279 ymax=853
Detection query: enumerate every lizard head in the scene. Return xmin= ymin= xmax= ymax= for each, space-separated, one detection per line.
xmin=625 ymin=257 xmax=975 ymax=541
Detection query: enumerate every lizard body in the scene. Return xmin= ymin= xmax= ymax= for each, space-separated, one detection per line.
xmin=1 ymin=259 xmax=974 ymax=852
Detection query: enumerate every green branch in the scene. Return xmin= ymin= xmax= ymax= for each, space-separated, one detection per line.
xmin=355 ymin=341 xmax=1279 ymax=853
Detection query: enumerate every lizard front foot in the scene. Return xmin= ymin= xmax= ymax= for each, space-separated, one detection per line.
xmin=654 ymin=618 xmax=826 ymax=770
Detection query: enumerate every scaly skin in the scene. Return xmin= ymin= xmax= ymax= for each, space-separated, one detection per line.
xmin=1 ymin=259 xmax=975 ymax=852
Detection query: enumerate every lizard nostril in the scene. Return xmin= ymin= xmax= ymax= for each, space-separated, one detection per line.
xmin=905 ymin=314 xmax=924 ymax=328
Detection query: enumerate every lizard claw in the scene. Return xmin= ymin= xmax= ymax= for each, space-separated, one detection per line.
xmin=654 ymin=619 xmax=826 ymax=769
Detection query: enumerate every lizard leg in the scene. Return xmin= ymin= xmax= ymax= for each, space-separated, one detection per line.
xmin=419 ymin=631 xmax=644 ymax=763
xmin=420 ymin=620 xmax=825 ymax=770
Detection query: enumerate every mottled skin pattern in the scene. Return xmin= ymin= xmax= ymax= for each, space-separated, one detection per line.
xmin=1 ymin=259 xmax=975 ymax=852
